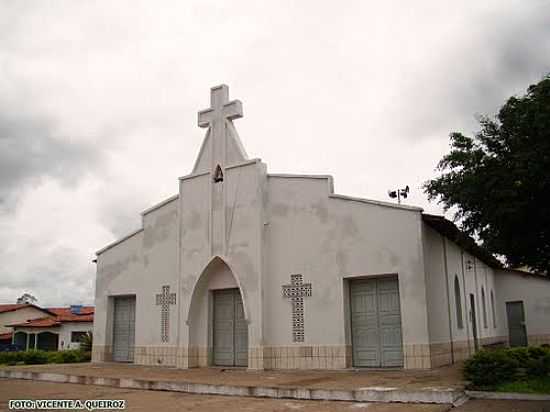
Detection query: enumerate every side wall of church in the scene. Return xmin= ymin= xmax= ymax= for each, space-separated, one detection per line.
xmin=495 ymin=270 xmax=550 ymax=346
xmin=264 ymin=175 xmax=431 ymax=369
xmin=423 ymin=224 xmax=507 ymax=368
xmin=92 ymin=198 xmax=179 ymax=365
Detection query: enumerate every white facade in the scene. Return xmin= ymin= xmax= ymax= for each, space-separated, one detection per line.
xmin=13 ymin=322 xmax=93 ymax=351
xmin=92 ymin=85 xmax=550 ymax=370
xmin=495 ymin=270 xmax=550 ymax=346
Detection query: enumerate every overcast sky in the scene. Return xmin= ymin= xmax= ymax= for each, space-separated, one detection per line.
xmin=1 ymin=1 xmax=549 ymax=306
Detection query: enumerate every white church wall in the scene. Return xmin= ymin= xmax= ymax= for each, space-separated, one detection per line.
xmin=264 ymin=175 xmax=431 ymax=369
xmin=495 ymin=269 xmax=550 ymax=346
xmin=423 ymin=224 xmax=508 ymax=367
xmin=134 ymin=198 xmax=179 ymax=366
xmin=422 ymin=224 xmax=453 ymax=367
xmin=92 ymin=197 xmax=179 ymax=366
xmin=93 ymin=229 xmax=144 ymax=362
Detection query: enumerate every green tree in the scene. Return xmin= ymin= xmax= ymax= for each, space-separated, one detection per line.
xmin=424 ymin=75 xmax=550 ymax=274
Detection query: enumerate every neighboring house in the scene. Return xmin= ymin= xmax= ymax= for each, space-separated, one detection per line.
xmin=7 ymin=305 xmax=94 ymax=351
xmin=0 ymin=304 xmax=54 ymax=346
xmin=92 ymin=85 xmax=550 ymax=370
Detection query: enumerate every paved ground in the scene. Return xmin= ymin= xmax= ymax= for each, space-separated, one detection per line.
xmin=0 ymin=362 xmax=465 ymax=390
xmin=0 ymin=379 xmax=450 ymax=412
xmin=1 ymin=380 xmax=549 ymax=412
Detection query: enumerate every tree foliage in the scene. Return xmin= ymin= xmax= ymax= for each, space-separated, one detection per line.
xmin=16 ymin=293 xmax=37 ymax=304
xmin=425 ymin=75 xmax=550 ymax=274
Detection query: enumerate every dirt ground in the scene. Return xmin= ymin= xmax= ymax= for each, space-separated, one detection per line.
xmin=1 ymin=379 xmax=549 ymax=412
xmin=0 ymin=379 xmax=450 ymax=412
xmin=0 ymin=362 xmax=465 ymax=390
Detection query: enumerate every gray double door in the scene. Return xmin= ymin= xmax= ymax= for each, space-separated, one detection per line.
xmin=112 ymin=296 xmax=136 ymax=362
xmin=351 ymin=277 xmax=403 ymax=367
xmin=213 ymin=288 xmax=248 ymax=367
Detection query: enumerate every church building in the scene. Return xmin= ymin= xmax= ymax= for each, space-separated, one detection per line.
xmin=92 ymin=85 xmax=550 ymax=370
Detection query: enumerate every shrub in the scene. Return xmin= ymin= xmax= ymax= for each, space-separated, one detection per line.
xmin=0 ymin=349 xmax=90 ymax=365
xmin=507 ymin=347 xmax=531 ymax=364
xmin=46 ymin=352 xmax=64 ymax=364
xmin=464 ymin=346 xmax=550 ymax=389
xmin=526 ymin=353 xmax=550 ymax=378
xmin=0 ymin=351 xmax=24 ymax=365
xmin=23 ymin=350 xmax=49 ymax=365
xmin=463 ymin=349 xmax=518 ymax=388
xmin=59 ymin=350 xmax=82 ymax=363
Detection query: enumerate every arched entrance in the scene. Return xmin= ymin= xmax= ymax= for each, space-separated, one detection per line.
xmin=187 ymin=256 xmax=249 ymax=367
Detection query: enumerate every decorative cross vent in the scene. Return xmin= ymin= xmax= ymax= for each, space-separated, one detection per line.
xmin=282 ymin=274 xmax=312 ymax=343
xmin=156 ymin=285 xmax=176 ymax=343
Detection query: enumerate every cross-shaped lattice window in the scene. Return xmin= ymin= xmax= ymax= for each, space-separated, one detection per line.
xmin=282 ymin=274 xmax=312 ymax=343
xmin=155 ymin=285 xmax=176 ymax=343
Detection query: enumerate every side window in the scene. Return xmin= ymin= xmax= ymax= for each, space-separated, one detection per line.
xmin=71 ymin=331 xmax=87 ymax=343
xmin=482 ymin=287 xmax=488 ymax=328
xmin=454 ymin=275 xmax=464 ymax=329
xmin=491 ymin=291 xmax=497 ymax=328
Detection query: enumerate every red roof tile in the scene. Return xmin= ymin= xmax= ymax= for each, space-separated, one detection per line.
xmin=46 ymin=307 xmax=94 ymax=322
xmin=0 ymin=304 xmax=31 ymax=314
xmin=0 ymin=332 xmax=13 ymax=341
xmin=0 ymin=304 xmax=54 ymax=316
xmin=8 ymin=317 xmax=60 ymax=328
xmin=7 ymin=306 xmax=94 ymax=328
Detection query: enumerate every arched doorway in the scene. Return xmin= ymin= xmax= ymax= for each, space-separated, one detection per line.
xmin=187 ymin=257 xmax=248 ymax=367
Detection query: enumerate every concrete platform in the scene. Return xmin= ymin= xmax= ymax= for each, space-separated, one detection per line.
xmin=0 ymin=362 xmax=467 ymax=405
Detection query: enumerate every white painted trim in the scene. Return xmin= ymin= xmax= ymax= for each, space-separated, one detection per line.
xmin=179 ymin=171 xmax=210 ymax=181
xmin=95 ymin=229 xmax=144 ymax=256
xmin=140 ymin=194 xmax=179 ymax=216
xmin=329 ymin=194 xmax=423 ymax=212
xmin=267 ymin=173 xmax=333 ymax=179
xmin=267 ymin=173 xmax=419 ymax=211
xmin=225 ymin=158 xmax=261 ymax=170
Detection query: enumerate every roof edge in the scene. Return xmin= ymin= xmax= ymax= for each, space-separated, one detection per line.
xmin=96 ymin=228 xmax=144 ymax=256
xmin=422 ymin=213 xmax=502 ymax=269
xmin=330 ymin=194 xmax=423 ymax=212
xmin=140 ymin=194 xmax=179 ymax=216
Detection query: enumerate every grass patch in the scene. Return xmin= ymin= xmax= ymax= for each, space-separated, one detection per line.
xmin=495 ymin=376 xmax=550 ymax=394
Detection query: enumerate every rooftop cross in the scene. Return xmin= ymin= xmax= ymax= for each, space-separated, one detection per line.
xmin=192 ymin=84 xmax=247 ymax=174
xmin=198 ymin=84 xmax=242 ymax=129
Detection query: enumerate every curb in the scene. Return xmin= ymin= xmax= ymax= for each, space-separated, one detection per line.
xmin=466 ymin=390 xmax=550 ymax=401
xmin=0 ymin=369 xmax=463 ymax=405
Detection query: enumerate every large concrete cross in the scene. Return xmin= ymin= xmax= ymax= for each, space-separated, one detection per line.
xmin=198 ymin=84 xmax=242 ymax=136
xmin=156 ymin=285 xmax=176 ymax=343
xmin=282 ymin=274 xmax=312 ymax=343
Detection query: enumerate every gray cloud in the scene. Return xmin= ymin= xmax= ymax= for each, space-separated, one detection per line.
xmin=0 ymin=107 xmax=103 ymax=210
xmin=390 ymin=3 xmax=550 ymax=140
